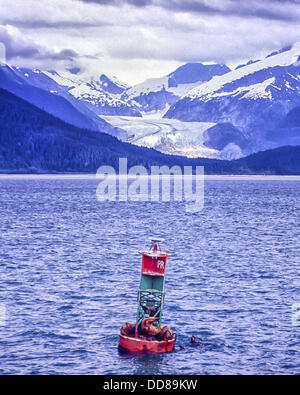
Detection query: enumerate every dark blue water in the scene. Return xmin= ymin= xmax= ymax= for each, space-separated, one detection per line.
xmin=0 ymin=175 xmax=299 ymax=375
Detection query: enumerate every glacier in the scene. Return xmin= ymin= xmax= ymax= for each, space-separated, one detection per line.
xmin=102 ymin=113 xmax=246 ymax=160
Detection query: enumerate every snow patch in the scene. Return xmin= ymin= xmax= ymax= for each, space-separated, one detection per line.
xmin=242 ymin=77 xmax=275 ymax=100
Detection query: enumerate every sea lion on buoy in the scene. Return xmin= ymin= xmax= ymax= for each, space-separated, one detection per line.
xmin=141 ymin=317 xmax=158 ymax=328
xmin=141 ymin=317 xmax=162 ymax=337
xmin=160 ymin=325 xmax=174 ymax=340
xmin=120 ymin=322 xmax=136 ymax=337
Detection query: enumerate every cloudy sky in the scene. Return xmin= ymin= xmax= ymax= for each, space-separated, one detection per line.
xmin=0 ymin=0 xmax=300 ymax=84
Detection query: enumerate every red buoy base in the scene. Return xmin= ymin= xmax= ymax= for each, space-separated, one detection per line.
xmin=119 ymin=334 xmax=176 ymax=354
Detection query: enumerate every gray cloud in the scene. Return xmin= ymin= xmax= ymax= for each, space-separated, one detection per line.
xmin=79 ymin=0 xmax=300 ymax=22
xmin=82 ymin=0 xmax=152 ymax=6
xmin=0 ymin=25 xmax=78 ymax=62
xmin=50 ymin=49 xmax=78 ymax=60
xmin=0 ymin=19 xmax=111 ymax=29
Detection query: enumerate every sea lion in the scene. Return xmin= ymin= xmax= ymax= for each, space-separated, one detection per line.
xmin=177 ymin=336 xmax=205 ymax=351
xmin=140 ymin=317 xmax=161 ymax=336
xmin=141 ymin=317 xmax=161 ymax=337
xmin=191 ymin=335 xmax=204 ymax=347
xmin=160 ymin=325 xmax=174 ymax=340
xmin=140 ymin=317 xmax=164 ymax=338
xmin=120 ymin=322 xmax=136 ymax=337
xmin=141 ymin=317 xmax=158 ymax=328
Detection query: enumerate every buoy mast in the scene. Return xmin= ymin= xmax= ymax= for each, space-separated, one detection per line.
xmin=136 ymin=238 xmax=171 ymax=333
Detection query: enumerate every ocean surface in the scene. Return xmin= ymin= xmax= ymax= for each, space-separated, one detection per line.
xmin=0 ymin=175 xmax=299 ymax=375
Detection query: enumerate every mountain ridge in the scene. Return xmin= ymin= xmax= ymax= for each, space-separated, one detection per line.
xmin=1 ymin=88 xmax=299 ymax=175
xmin=164 ymin=43 xmax=300 ymax=154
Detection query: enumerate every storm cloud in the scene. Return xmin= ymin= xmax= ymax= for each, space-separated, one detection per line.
xmin=80 ymin=0 xmax=300 ymax=22
xmin=0 ymin=25 xmax=78 ymax=63
xmin=0 ymin=0 xmax=299 ymax=84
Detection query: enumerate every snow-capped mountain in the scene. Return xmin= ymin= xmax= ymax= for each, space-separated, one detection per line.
xmin=11 ymin=66 xmax=141 ymax=117
xmin=122 ymin=63 xmax=230 ymax=113
xmin=0 ymin=64 xmax=99 ymax=131
xmin=42 ymin=69 xmax=142 ymax=116
xmin=0 ymin=63 xmax=130 ymax=138
xmin=165 ymin=43 xmax=300 ymax=153
xmin=54 ymin=67 xmax=129 ymax=95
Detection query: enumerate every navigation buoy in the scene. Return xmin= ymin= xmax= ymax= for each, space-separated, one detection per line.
xmin=119 ymin=238 xmax=176 ymax=353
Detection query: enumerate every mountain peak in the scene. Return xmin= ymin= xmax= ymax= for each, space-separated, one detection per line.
xmin=168 ymin=62 xmax=230 ymax=85
xmin=123 ymin=61 xmax=230 ymax=112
